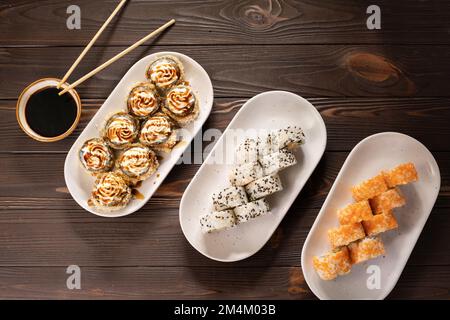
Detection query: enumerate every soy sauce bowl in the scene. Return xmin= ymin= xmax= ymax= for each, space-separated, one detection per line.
xmin=16 ymin=78 xmax=82 ymax=142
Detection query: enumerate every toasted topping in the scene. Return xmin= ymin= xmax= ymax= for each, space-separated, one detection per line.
xmin=139 ymin=115 xmax=173 ymax=146
xmin=127 ymin=83 xmax=159 ymax=118
xmin=79 ymin=138 xmax=114 ymax=173
xmin=147 ymin=57 xmax=180 ymax=91
xmin=104 ymin=113 xmax=139 ymax=149
xmin=89 ymin=172 xmax=131 ymax=210
xmin=165 ymin=84 xmax=196 ymax=116
xmin=118 ymin=145 xmax=158 ymax=179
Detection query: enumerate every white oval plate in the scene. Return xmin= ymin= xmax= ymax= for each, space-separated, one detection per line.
xmin=301 ymin=132 xmax=441 ymax=300
xmin=65 ymin=52 xmax=213 ymax=217
xmin=180 ymin=91 xmax=327 ymax=262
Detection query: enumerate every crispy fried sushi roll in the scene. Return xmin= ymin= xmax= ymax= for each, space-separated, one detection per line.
xmin=348 ymin=236 xmax=385 ymax=264
xmin=146 ymin=55 xmax=183 ymax=92
xmin=139 ymin=114 xmax=178 ymax=153
xmin=362 ymin=210 xmax=398 ymax=236
xmin=200 ymin=209 xmax=236 ymax=233
xmin=383 ymin=162 xmax=418 ymax=188
xmin=313 ymin=247 xmax=352 ymax=281
xmin=351 ymin=174 xmax=388 ymax=202
xmin=245 ymin=174 xmax=283 ymax=201
xmin=369 ymin=188 xmax=406 ymax=214
xmin=212 ymin=186 xmax=248 ymax=211
xmin=234 ymin=198 xmax=270 ymax=223
xmin=229 ymin=161 xmax=264 ymax=187
xmin=88 ymin=172 xmax=132 ymax=212
xmin=327 ymin=222 xmax=366 ymax=249
xmin=103 ymin=113 xmax=139 ymax=149
xmin=236 ymin=138 xmax=258 ymax=164
xmin=163 ymin=84 xmax=199 ymax=126
xmin=116 ymin=144 xmax=159 ymax=184
xmin=259 ymin=149 xmax=297 ymax=175
xmin=271 ymin=126 xmax=305 ymax=150
xmin=79 ymin=138 xmax=114 ymax=174
xmin=127 ymin=83 xmax=159 ymax=118
xmin=337 ymin=200 xmax=373 ymax=225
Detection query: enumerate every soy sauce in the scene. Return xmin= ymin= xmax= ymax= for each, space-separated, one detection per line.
xmin=25 ymin=87 xmax=78 ymax=138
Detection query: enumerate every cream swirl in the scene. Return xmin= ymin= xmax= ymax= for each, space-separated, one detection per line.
xmin=127 ymin=84 xmax=159 ymax=118
xmin=90 ymin=172 xmax=131 ymax=209
xmin=139 ymin=115 xmax=173 ymax=146
xmin=165 ymin=84 xmax=195 ymax=116
xmin=79 ymin=138 xmax=114 ymax=173
xmin=147 ymin=57 xmax=180 ymax=90
xmin=104 ymin=113 xmax=139 ymax=149
xmin=118 ymin=145 xmax=158 ymax=179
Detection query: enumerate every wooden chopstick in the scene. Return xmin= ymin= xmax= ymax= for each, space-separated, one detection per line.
xmin=59 ymin=19 xmax=176 ymax=96
xmin=57 ymin=0 xmax=128 ymax=89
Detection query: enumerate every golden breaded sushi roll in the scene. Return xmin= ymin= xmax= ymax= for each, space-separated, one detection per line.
xmin=348 ymin=236 xmax=385 ymax=264
xmin=362 ymin=210 xmax=398 ymax=236
xmin=369 ymin=188 xmax=406 ymax=214
xmin=327 ymin=222 xmax=366 ymax=249
xmin=383 ymin=162 xmax=418 ymax=188
xmin=337 ymin=200 xmax=373 ymax=225
xmin=351 ymin=174 xmax=388 ymax=202
xmin=312 ymin=247 xmax=352 ymax=281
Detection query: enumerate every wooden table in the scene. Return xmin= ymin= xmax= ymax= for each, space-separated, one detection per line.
xmin=0 ymin=0 xmax=449 ymax=299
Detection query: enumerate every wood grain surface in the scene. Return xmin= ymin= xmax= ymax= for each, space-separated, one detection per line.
xmin=0 ymin=0 xmax=449 ymax=300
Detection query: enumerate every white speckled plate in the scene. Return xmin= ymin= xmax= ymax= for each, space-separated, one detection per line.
xmin=65 ymin=52 xmax=213 ymax=217
xmin=180 ymin=91 xmax=327 ymax=262
xmin=302 ymin=132 xmax=441 ymax=300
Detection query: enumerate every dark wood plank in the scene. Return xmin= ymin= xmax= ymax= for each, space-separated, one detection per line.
xmin=0 ymin=201 xmax=448 ymax=267
xmin=1 ymin=0 xmax=449 ymax=46
xmin=2 ymin=45 xmax=450 ymax=100
xmin=2 ymin=98 xmax=450 ymax=152
xmin=1 ymin=151 xmax=449 ymax=212
xmin=0 ymin=265 xmax=448 ymax=299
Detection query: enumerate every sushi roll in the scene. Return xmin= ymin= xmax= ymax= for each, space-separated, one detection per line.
xmin=383 ymin=162 xmax=418 ymax=188
xmin=229 ymin=161 xmax=264 ymax=187
xmin=200 ymin=209 xmax=236 ymax=233
xmin=362 ymin=210 xmax=398 ymax=236
xmin=337 ymin=200 xmax=373 ymax=225
xmin=259 ymin=149 xmax=297 ymax=175
xmin=234 ymin=198 xmax=270 ymax=223
xmin=369 ymin=188 xmax=406 ymax=214
xmin=139 ymin=113 xmax=178 ymax=153
xmin=162 ymin=84 xmax=199 ymax=126
xmin=88 ymin=172 xmax=132 ymax=212
xmin=236 ymin=138 xmax=258 ymax=164
xmin=116 ymin=144 xmax=159 ymax=184
xmin=312 ymin=247 xmax=352 ymax=281
xmin=212 ymin=186 xmax=248 ymax=211
xmin=256 ymin=133 xmax=277 ymax=157
xmin=271 ymin=126 xmax=305 ymax=150
xmin=351 ymin=174 xmax=388 ymax=202
xmin=146 ymin=55 xmax=183 ymax=92
xmin=327 ymin=222 xmax=366 ymax=249
xmin=348 ymin=236 xmax=385 ymax=264
xmin=127 ymin=82 xmax=159 ymax=119
xmin=245 ymin=174 xmax=283 ymax=201
xmin=103 ymin=113 xmax=139 ymax=150
xmin=79 ymin=138 xmax=114 ymax=174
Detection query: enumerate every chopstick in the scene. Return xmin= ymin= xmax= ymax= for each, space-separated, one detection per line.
xmin=57 ymin=0 xmax=128 ymax=89
xmin=59 ymin=19 xmax=176 ymax=96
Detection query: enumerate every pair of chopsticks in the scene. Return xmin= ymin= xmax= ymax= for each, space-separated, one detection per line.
xmin=58 ymin=0 xmax=175 ymax=95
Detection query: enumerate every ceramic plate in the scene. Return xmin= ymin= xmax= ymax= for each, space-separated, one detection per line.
xmin=301 ymin=132 xmax=440 ymax=299
xmin=180 ymin=91 xmax=327 ymax=262
xmin=65 ymin=52 xmax=213 ymax=217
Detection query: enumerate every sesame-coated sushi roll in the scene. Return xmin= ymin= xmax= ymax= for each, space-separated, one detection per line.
xmin=236 ymin=138 xmax=258 ymax=164
xmin=351 ymin=174 xmax=388 ymax=202
xmin=259 ymin=149 xmax=297 ymax=175
xmin=362 ymin=210 xmax=398 ymax=236
xmin=348 ymin=236 xmax=385 ymax=264
xmin=229 ymin=161 xmax=264 ymax=187
xmin=234 ymin=198 xmax=270 ymax=223
xmin=212 ymin=186 xmax=248 ymax=211
xmin=383 ymin=162 xmax=418 ymax=188
xmin=337 ymin=200 xmax=373 ymax=225
xmin=256 ymin=133 xmax=277 ymax=157
xmin=327 ymin=222 xmax=366 ymax=249
xmin=271 ymin=126 xmax=305 ymax=150
xmin=200 ymin=209 xmax=236 ymax=233
xmin=312 ymin=247 xmax=352 ymax=281
xmin=369 ymin=188 xmax=406 ymax=214
xmin=245 ymin=174 xmax=283 ymax=201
